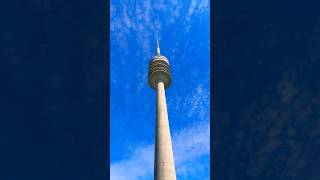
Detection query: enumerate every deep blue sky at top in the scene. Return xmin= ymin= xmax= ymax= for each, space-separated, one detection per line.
xmin=110 ymin=0 xmax=209 ymax=179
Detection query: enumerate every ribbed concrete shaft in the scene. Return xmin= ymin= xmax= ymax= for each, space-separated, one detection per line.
xmin=154 ymin=81 xmax=176 ymax=180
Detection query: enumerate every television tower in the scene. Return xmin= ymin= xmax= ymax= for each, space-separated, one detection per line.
xmin=148 ymin=41 xmax=176 ymax=180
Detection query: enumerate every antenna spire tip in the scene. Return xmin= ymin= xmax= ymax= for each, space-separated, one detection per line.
xmin=156 ymin=40 xmax=160 ymax=55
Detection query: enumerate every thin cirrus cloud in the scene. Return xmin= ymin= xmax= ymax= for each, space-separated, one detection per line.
xmin=110 ymin=0 xmax=210 ymax=179
xmin=110 ymin=0 xmax=210 ymax=95
xmin=111 ymin=83 xmax=210 ymax=180
xmin=110 ymin=0 xmax=209 ymax=56
xmin=110 ymin=122 xmax=210 ymax=180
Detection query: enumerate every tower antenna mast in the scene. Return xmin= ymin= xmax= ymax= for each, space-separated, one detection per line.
xmin=156 ymin=40 xmax=160 ymax=55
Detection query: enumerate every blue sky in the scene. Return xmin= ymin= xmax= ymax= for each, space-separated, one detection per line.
xmin=110 ymin=0 xmax=210 ymax=179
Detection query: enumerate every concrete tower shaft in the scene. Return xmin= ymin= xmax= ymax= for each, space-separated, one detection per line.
xmin=154 ymin=81 xmax=176 ymax=180
xmin=148 ymin=41 xmax=176 ymax=180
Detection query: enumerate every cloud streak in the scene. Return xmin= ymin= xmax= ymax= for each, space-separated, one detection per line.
xmin=110 ymin=122 xmax=210 ymax=180
xmin=110 ymin=0 xmax=209 ymax=56
xmin=110 ymin=76 xmax=210 ymax=180
xmin=110 ymin=1 xmax=210 ymax=179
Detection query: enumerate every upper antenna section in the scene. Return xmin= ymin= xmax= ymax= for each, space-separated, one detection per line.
xmin=156 ymin=40 xmax=160 ymax=55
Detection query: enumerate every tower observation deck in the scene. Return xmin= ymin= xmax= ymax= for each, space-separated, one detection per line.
xmin=148 ymin=41 xmax=171 ymax=89
xmin=148 ymin=41 xmax=176 ymax=180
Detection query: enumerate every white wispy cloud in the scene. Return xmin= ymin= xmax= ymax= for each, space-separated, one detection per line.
xmin=111 ymin=0 xmax=209 ymax=95
xmin=184 ymin=0 xmax=209 ymax=32
xmin=110 ymin=122 xmax=210 ymax=180
xmin=172 ymin=122 xmax=210 ymax=176
xmin=110 ymin=1 xmax=210 ymax=179
xmin=198 ymin=0 xmax=209 ymax=13
xmin=110 ymin=144 xmax=154 ymax=180
xmin=169 ymin=83 xmax=210 ymax=125
xmin=186 ymin=84 xmax=210 ymax=119
xmin=110 ymin=0 xmax=209 ymax=56
xmin=111 ymin=81 xmax=210 ymax=179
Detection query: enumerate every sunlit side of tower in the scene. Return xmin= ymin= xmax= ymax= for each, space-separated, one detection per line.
xmin=148 ymin=41 xmax=176 ymax=180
